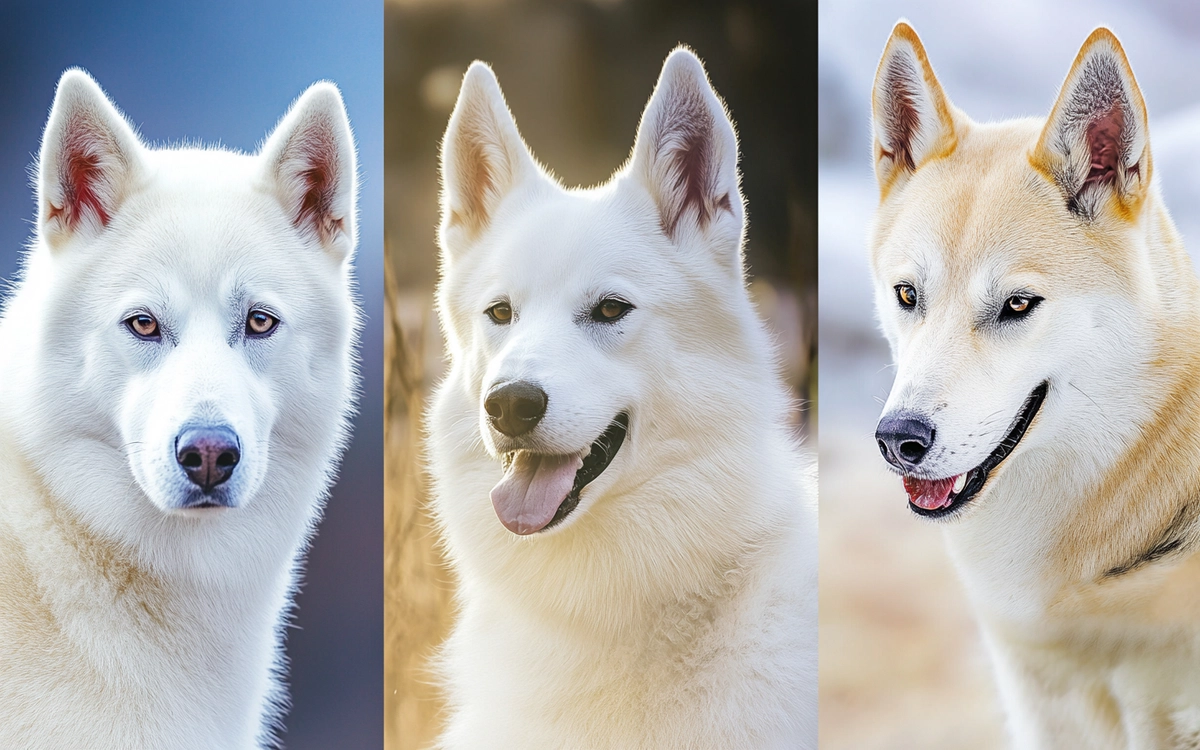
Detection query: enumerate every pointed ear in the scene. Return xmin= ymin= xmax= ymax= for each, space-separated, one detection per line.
xmin=628 ymin=48 xmax=742 ymax=243
xmin=260 ymin=82 xmax=358 ymax=260
xmin=37 ymin=69 xmax=145 ymax=248
xmin=439 ymin=62 xmax=540 ymax=240
xmin=871 ymin=21 xmax=956 ymax=196
xmin=1032 ymin=28 xmax=1150 ymax=220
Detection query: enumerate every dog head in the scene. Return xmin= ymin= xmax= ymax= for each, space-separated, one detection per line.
xmin=869 ymin=24 xmax=1171 ymax=519
xmin=433 ymin=49 xmax=768 ymax=539
xmin=8 ymin=70 xmax=358 ymax=557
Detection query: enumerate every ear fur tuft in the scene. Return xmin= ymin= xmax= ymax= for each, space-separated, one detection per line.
xmin=439 ymin=62 xmax=539 ymax=238
xmin=261 ymin=82 xmax=358 ymax=260
xmin=38 ymin=69 xmax=144 ymax=246
xmin=870 ymin=21 xmax=956 ymax=196
xmin=629 ymin=47 xmax=742 ymax=241
xmin=1033 ymin=27 xmax=1150 ymax=220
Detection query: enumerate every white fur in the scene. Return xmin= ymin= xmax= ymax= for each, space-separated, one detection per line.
xmin=0 ymin=70 xmax=359 ymax=748
xmin=428 ymin=49 xmax=817 ymax=748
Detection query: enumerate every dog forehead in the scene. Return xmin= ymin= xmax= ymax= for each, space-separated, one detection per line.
xmin=104 ymin=166 xmax=301 ymax=271
xmin=873 ymin=120 xmax=1094 ymax=284
xmin=73 ymin=200 xmax=340 ymax=322
xmin=483 ymin=192 xmax=661 ymax=284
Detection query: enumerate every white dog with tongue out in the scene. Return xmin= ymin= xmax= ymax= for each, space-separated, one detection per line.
xmin=426 ymin=48 xmax=817 ymax=749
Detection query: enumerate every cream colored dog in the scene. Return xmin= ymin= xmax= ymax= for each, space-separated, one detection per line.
xmin=870 ymin=22 xmax=1200 ymax=749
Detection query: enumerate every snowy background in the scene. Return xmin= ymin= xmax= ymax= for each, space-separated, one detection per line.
xmin=819 ymin=2 xmax=1200 ymax=747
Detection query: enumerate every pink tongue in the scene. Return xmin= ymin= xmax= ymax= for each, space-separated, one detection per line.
xmin=903 ymin=475 xmax=958 ymax=510
xmin=490 ymin=452 xmax=584 ymax=535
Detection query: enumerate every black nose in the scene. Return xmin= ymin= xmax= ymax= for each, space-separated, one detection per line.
xmin=484 ymin=381 xmax=548 ymax=437
xmin=176 ymin=426 xmax=241 ymax=494
xmin=875 ymin=414 xmax=936 ymax=469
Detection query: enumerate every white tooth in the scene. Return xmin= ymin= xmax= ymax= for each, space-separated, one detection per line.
xmin=953 ymin=474 xmax=966 ymax=493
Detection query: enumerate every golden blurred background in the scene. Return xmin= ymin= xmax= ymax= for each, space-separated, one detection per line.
xmin=384 ymin=1 xmax=815 ymax=747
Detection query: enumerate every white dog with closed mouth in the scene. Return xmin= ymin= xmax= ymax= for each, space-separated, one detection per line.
xmin=0 ymin=70 xmax=358 ymax=748
xmin=871 ymin=23 xmax=1200 ymax=748
xmin=428 ymin=48 xmax=817 ymax=749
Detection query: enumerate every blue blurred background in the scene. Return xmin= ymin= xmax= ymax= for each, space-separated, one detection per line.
xmin=0 ymin=1 xmax=382 ymax=747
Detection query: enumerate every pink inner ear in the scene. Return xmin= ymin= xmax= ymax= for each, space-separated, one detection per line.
xmin=879 ymin=56 xmax=922 ymax=172
xmin=659 ymin=112 xmax=713 ymax=237
xmin=51 ymin=126 xmax=112 ymax=229
xmin=447 ymin=124 xmax=496 ymax=231
xmin=652 ymin=84 xmax=734 ymax=239
xmin=1083 ymin=103 xmax=1124 ymax=189
xmin=298 ymin=165 xmax=332 ymax=233
xmin=292 ymin=135 xmax=342 ymax=242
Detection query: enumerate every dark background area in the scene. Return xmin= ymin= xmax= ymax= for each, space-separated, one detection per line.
xmin=384 ymin=1 xmax=816 ymax=747
xmin=386 ymin=0 xmax=817 ymax=317
xmin=0 ymin=2 xmax=382 ymax=747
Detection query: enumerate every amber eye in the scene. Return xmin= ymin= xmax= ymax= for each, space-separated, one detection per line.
xmin=591 ymin=298 xmax=633 ymax=323
xmin=125 ymin=313 xmax=161 ymax=341
xmin=895 ymin=284 xmax=918 ymax=309
xmin=486 ymin=302 xmax=513 ymax=325
xmin=999 ymin=294 xmax=1042 ymax=322
xmin=245 ymin=309 xmax=279 ymax=337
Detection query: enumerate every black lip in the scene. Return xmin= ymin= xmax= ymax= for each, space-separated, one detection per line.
xmin=540 ymin=412 xmax=629 ymax=532
xmin=178 ymin=489 xmax=235 ymax=510
xmin=908 ymin=381 xmax=1048 ymax=519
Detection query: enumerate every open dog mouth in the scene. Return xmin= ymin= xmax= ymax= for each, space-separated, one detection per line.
xmin=489 ymin=412 xmax=629 ymax=535
xmin=904 ymin=382 xmax=1048 ymax=519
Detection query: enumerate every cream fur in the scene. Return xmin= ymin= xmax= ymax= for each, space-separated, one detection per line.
xmin=871 ymin=23 xmax=1200 ymax=749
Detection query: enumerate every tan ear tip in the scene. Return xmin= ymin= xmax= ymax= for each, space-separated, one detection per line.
xmin=880 ymin=19 xmax=931 ymax=68
xmin=1080 ymin=26 xmax=1127 ymax=57
xmin=889 ymin=19 xmax=921 ymax=45
xmin=1085 ymin=26 xmax=1118 ymax=43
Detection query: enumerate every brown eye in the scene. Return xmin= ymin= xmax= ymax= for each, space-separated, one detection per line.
xmin=591 ymin=298 xmax=633 ymax=323
xmin=245 ymin=310 xmax=279 ymax=337
xmin=895 ymin=284 xmax=917 ymax=309
xmin=125 ymin=313 xmax=161 ymax=340
xmin=486 ymin=302 xmax=513 ymax=325
xmin=999 ymin=294 xmax=1042 ymax=322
